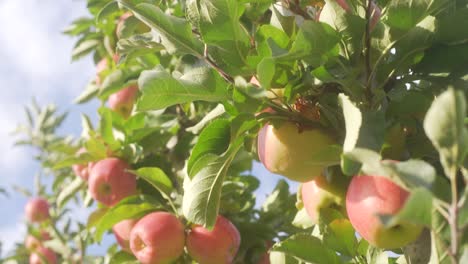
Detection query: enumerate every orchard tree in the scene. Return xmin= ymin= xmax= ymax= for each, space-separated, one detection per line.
xmin=1 ymin=0 xmax=467 ymax=263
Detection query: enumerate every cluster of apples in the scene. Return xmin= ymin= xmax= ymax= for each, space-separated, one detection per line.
xmin=257 ymin=120 xmax=423 ymax=249
xmin=73 ymin=154 xmax=241 ymax=263
xmin=24 ymin=198 xmax=57 ymax=264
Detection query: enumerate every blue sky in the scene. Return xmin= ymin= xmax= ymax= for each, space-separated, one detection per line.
xmin=0 ymin=0 xmax=297 ymax=257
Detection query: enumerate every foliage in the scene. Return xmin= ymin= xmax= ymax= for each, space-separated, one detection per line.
xmin=1 ymin=0 xmax=467 ymax=263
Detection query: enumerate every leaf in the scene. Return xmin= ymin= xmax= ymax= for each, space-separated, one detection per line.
xmin=186 ymin=104 xmax=226 ymax=134
xmin=189 ymin=0 xmax=250 ymax=71
xmin=74 ymin=83 xmax=99 ymax=104
xmin=183 ymin=116 xmax=256 ymax=228
xmin=57 ymin=178 xmax=85 ymax=208
xmin=436 ymin=8 xmax=468 ymax=45
xmin=117 ymin=1 xmax=204 ymax=55
xmin=384 ymin=0 xmax=445 ymax=31
xmin=187 ymin=119 xmax=231 ymax=176
xmin=423 ymin=88 xmax=467 ymax=178
xmin=131 ymin=167 xmax=173 ymax=196
xmin=136 ymin=66 xmax=229 ymax=111
xmin=93 ymin=195 xmax=161 ymax=241
xmin=323 ymin=218 xmax=358 ymax=257
xmin=292 ymin=208 xmax=314 ymax=229
xmin=339 ymin=94 xmax=385 ymax=175
xmin=271 ymin=234 xmax=341 ymax=264
xmin=379 ymin=188 xmax=433 ymax=227
xmin=96 ymin=1 xmax=119 ymax=24
xmin=116 ymin=33 xmax=165 ymax=56
xmin=109 ymin=251 xmax=139 ymax=264
xmin=72 ymin=39 xmax=100 ymax=61
xmin=281 ymin=21 xmax=340 ymax=67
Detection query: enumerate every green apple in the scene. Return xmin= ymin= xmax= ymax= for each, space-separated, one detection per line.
xmin=301 ymin=171 xmax=349 ymax=223
xmin=257 ymin=122 xmax=337 ymax=182
xmin=346 ymin=175 xmax=423 ymax=249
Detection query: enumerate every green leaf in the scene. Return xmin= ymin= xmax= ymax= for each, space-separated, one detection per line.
xmin=186 ymin=104 xmax=226 ymax=134
xmin=339 ymin=94 xmax=385 ymax=175
xmin=384 ymin=0 xmax=445 ymax=31
xmin=292 ymin=208 xmax=314 ymax=229
xmin=98 ymin=108 xmax=118 ymax=148
xmin=423 ymin=88 xmax=467 ymax=178
xmin=117 ymin=1 xmax=204 ymax=55
xmin=403 ymin=229 xmax=432 ymax=264
xmin=187 ymin=119 xmax=231 ymax=177
xmin=116 ymin=33 xmax=165 ymax=56
xmin=271 ymin=234 xmax=341 ymax=264
xmin=96 ymin=1 xmax=119 ymax=24
xmin=281 ymin=21 xmax=340 ymax=67
xmin=63 ymin=17 xmax=94 ymax=36
xmin=131 ymin=167 xmax=173 ymax=196
xmin=436 ymin=8 xmax=468 ymax=45
xmin=323 ymin=218 xmax=358 ymax=257
xmin=56 ymin=177 xmax=84 ymax=208
xmin=183 ymin=116 xmax=256 ymax=228
xmin=109 ymin=251 xmax=139 ymax=264
xmin=257 ymin=57 xmax=275 ymax=89
xmin=379 ymin=188 xmax=433 ymax=227
xmin=72 ymin=39 xmax=100 ymax=61
xmin=93 ymin=195 xmax=160 ymax=241
xmin=74 ymin=83 xmax=99 ymax=104
xmin=136 ymin=66 xmax=229 ymax=111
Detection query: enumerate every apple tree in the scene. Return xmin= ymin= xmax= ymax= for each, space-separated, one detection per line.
xmin=1 ymin=0 xmax=467 ymax=263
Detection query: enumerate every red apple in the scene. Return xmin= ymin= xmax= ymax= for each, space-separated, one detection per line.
xmin=88 ymin=158 xmax=137 ymax=207
xmin=25 ymin=235 xmax=41 ymax=251
xmin=113 ymin=219 xmax=138 ymax=253
xmin=25 ymin=231 xmax=51 ymax=251
xmin=301 ymin=173 xmax=348 ymax=223
xmin=129 ymin=212 xmax=185 ymax=264
xmin=346 ymin=175 xmax=423 ymax=248
xmin=25 ymin=198 xmax=50 ymax=223
xmin=186 ymin=215 xmax=241 ymax=264
xmin=257 ymin=122 xmax=337 ymax=182
xmin=108 ymin=85 xmax=139 ymax=119
xmin=29 ymin=247 xmax=57 ymax=264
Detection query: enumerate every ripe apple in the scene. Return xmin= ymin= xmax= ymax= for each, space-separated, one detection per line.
xmin=346 ymin=175 xmax=423 ymax=248
xmin=113 ymin=218 xmax=138 ymax=253
xmin=25 ymin=231 xmax=51 ymax=251
xmin=257 ymin=122 xmax=337 ymax=182
xmin=25 ymin=235 xmax=41 ymax=251
xmin=186 ymin=215 xmax=241 ymax=264
xmin=108 ymin=85 xmax=139 ymax=119
xmin=29 ymin=247 xmax=57 ymax=264
xmin=116 ymin=12 xmax=150 ymax=39
xmin=25 ymin=198 xmax=50 ymax=223
xmin=301 ymin=172 xmax=348 ymax=223
xmin=88 ymin=158 xmax=137 ymax=207
xmin=129 ymin=212 xmax=185 ymax=264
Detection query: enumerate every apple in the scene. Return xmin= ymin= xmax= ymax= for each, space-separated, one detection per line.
xmin=88 ymin=158 xmax=137 ymax=207
xmin=186 ymin=215 xmax=241 ymax=264
xmin=25 ymin=231 xmax=51 ymax=251
xmin=25 ymin=198 xmax=50 ymax=223
xmin=257 ymin=122 xmax=337 ymax=182
xmin=301 ymin=172 xmax=348 ymax=223
xmin=116 ymin=12 xmax=150 ymax=39
xmin=29 ymin=247 xmax=57 ymax=264
xmin=108 ymin=85 xmax=139 ymax=119
xmin=346 ymin=175 xmax=423 ymax=248
xmin=25 ymin=235 xmax=41 ymax=251
xmin=113 ymin=218 xmax=138 ymax=253
xmin=129 ymin=212 xmax=185 ymax=264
